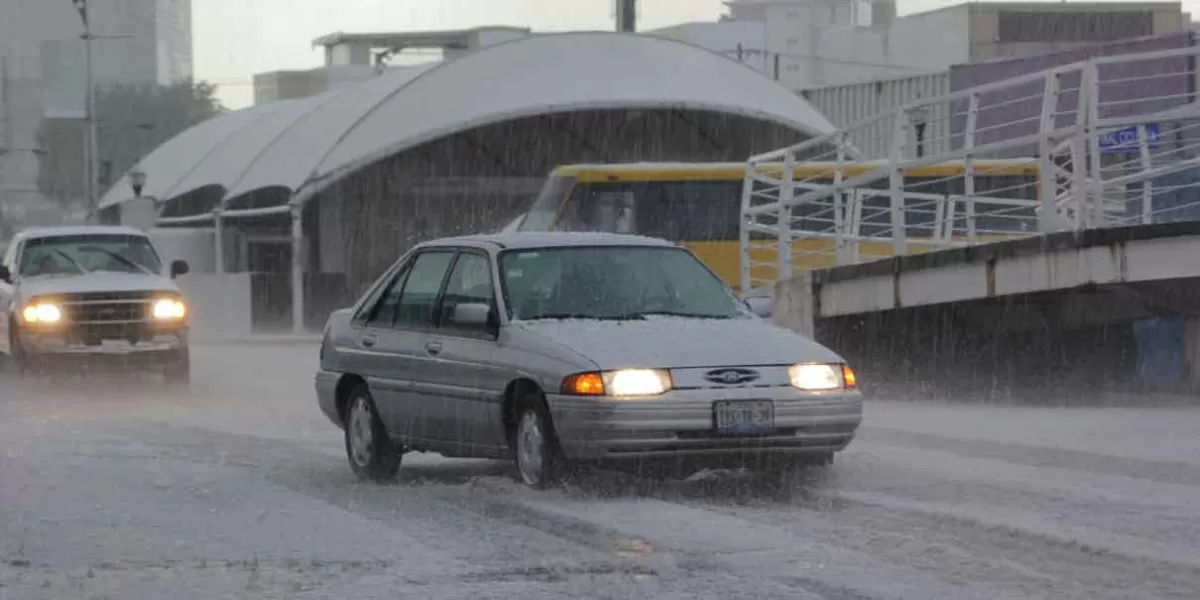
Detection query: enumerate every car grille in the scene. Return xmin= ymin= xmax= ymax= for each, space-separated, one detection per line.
xmin=61 ymin=291 xmax=155 ymax=324
xmin=50 ymin=291 xmax=169 ymax=346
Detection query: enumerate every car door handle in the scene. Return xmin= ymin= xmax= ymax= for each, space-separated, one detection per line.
xmin=424 ymin=341 xmax=443 ymax=356
xmin=361 ymin=334 xmax=377 ymax=348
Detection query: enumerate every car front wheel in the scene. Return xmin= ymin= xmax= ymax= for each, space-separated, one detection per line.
xmin=514 ymin=401 xmax=565 ymax=489
xmin=344 ymin=385 xmax=401 ymax=483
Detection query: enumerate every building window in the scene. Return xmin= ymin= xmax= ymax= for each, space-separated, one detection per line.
xmin=997 ymin=11 xmax=1155 ymax=43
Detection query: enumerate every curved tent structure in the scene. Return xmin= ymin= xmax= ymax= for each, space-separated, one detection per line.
xmin=100 ymin=101 xmax=284 ymax=208
xmin=158 ymin=92 xmax=337 ymax=216
xmin=99 ymin=31 xmax=837 ymax=214
xmin=298 ymin=31 xmax=837 ymax=202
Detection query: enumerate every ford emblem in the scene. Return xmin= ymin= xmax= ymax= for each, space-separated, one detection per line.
xmin=704 ymin=368 xmax=760 ymax=385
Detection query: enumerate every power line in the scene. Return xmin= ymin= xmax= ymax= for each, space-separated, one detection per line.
xmin=717 ymin=47 xmax=934 ymax=72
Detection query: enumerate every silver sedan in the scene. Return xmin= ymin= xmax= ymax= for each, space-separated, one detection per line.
xmin=315 ymin=232 xmax=862 ymax=488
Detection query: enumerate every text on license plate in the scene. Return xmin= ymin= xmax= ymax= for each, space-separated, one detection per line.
xmin=713 ymin=400 xmax=775 ymax=433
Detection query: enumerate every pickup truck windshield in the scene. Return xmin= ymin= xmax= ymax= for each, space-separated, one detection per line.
xmin=19 ymin=234 xmax=163 ymax=277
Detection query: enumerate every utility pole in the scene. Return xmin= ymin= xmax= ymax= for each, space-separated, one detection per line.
xmin=72 ymin=0 xmax=100 ymax=223
xmin=616 ymin=0 xmax=637 ymax=32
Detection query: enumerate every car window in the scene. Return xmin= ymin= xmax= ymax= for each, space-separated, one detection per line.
xmin=439 ymin=252 xmax=494 ymax=331
xmin=394 ymin=251 xmax=455 ymax=329
xmin=500 ymin=246 xmax=743 ymax=321
xmin=362 ymin=263 xmax=411 ymax=326
xmin=18 ymin=234 xmax=163 ymax=276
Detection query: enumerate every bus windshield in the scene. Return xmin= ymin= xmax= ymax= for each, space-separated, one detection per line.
xmin=529 ymin=179 xmax=744 ymax=241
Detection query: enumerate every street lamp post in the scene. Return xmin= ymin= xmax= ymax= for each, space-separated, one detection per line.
xmin=128 ymin=165 xmax=146 ymax=198
xmin=72 ymin=0 xmax=100 ymax=223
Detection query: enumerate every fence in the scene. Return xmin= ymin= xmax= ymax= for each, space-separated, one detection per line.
xmin=741 ymin=43 xmax=1200 ymax=293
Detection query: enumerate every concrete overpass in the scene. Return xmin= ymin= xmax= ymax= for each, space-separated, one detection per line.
xmin=771 ymin=222 xmax=1200 ymax=402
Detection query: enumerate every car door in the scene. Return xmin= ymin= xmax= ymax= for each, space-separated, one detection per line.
xmin=421 ymin=251 xmax=510 ymax=449
xmin=376 ymin=250 xmax=456 ymax=444
xmin=343 ymin=259 xmax=414 ymax=436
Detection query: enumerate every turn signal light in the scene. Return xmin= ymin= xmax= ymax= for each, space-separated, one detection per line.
xmin=842 ymin=364 xmax=858 ymax=389
xmin=561 ymin=372 xmax=605 ymax=396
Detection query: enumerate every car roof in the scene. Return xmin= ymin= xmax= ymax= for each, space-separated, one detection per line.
xmin=17 ymin=225 xmax=149 ymax=240
xmin=420 ymin=231 xmax=678 ymax=251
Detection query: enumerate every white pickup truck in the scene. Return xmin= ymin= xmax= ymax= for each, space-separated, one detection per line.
xmin=0 ymin=225 xmax=192 ymax=382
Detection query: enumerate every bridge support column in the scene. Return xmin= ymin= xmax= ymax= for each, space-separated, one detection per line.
xmin=290 ymin=203 xmax=305 ymax=335
xmin=773 ymin=273 xmax=814 ymax=338
xmin=1185 ymin=318 xmax=1200 ymax=397
xmin=212 ymin=209 xmax=224 ymax=274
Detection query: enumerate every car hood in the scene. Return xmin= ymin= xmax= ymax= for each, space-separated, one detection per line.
xmin=513 ymin=316 xmax=843 ymax=370
xmin=17 ymin=272 xmax=178 ymax=297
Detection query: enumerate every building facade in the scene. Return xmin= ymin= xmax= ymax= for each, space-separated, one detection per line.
xmin=0 ymin=0 xmax=192 ymax=230
xmin=648 ymin=0 xmax=1187 ymax=92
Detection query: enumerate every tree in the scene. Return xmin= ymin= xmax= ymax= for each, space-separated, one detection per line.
xmin=36 ymin=80 xmax=226 ymax=209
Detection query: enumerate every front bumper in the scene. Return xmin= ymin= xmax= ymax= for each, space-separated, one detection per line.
xmin=548 ymin=387 xmax=863 ymax=460
xmin=315 ymin=369 xmax=342 ymax=427
xmin=18 ymin=324 xmax=188 ymax=365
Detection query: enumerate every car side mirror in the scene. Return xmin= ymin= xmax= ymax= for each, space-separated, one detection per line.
xmin=0 ymin=265 xmax=10 ymax=284
xmin=170 ymin=259 xmax=190 ymax=279
xmin=454 ymin=302 xmax=496 ymax=333
xmin=744 ymin=296 xmax=773 ymax=319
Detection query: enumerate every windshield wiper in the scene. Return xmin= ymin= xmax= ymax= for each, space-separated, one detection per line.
xmin=628 ymin=310 xmax=733 ymax=319
xmin=522 ymin=312 xmax=648 ymax=321
xmin=52 ymin=249 xmax=89 ymax=274
xmin=80 ymin=247 xmax=153 ymax=275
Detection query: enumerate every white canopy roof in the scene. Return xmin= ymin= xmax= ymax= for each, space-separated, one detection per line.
xmin=100 ymin=31 xmax=837 ymax=211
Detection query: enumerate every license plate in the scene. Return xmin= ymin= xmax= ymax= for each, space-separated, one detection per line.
xmin=100 ymin=339 xmax=132 ymax=354
xmin=713 ymin=400 xmax=775 ymax=434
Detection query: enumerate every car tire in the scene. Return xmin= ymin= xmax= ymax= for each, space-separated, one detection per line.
xmin=760 ymin=452 xmax=834 ymax=489
xmin=513 ymin=398 xmax=565 ymax=489
xmin=10 ymin=338 xmax=34 ymax=378
xmin=793 ymin=451 xmax=834 ymax=467
xmin=163 ymin=350 xmax=191 ymax=385
xmin=344 ymin=384 xmax=401 ymax=483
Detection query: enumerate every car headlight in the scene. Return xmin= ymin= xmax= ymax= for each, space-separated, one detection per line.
xmin=152 ymin=298 xmax=187 ymax=320
xmin=788 ymin=363 xmax=857 ymax=391
xmin=21 ymin=302 xmax=62 ymax=324
xmin=561 ymin=368 xmax=673 ymax=397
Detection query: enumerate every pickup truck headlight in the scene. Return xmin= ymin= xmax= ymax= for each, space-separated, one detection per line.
xmin=152 ymin=298 xmax=187 ymax=320
xmin=22 ymin=302 xmax=62 ymax=324
xmin=788 ymin=363 xmax=857 ymax=391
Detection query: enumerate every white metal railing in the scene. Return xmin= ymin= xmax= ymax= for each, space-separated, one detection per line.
xmin=740 ymin=44 xmax=1200 ymax=293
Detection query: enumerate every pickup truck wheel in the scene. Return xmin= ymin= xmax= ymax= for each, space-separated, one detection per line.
xmin=162 ymin=350 xmax=190 ymax=385
xmin=344 ymin=385 xmax=400 ymax=483
xmin=7 ymin=329 xmax=33 ymax=377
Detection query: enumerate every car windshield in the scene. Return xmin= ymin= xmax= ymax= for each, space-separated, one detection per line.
xmin=499 ymin=245 xmax=745 ymax=321
xmin=19 ymin=234 xmax=163 ymax=277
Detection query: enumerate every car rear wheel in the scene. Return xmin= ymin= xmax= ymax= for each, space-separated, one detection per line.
xmin=344 ymin=385 xmax=401 ymax=483
xmin=514 ymin=401 xmax=565 ymax=489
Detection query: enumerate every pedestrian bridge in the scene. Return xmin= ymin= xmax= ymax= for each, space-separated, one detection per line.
xmin=741 ymin=43 xmax=1200 ymax=297
xmin=742 ymin=44 xmax=1200 ymax=399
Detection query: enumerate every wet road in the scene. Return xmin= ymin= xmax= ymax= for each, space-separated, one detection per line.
xmin=2 ymin=342 xmax=1199 ymax=599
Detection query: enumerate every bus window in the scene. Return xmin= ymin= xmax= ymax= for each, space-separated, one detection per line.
xmin=550 ymin=180 xmax=743 ymax=242
xmin=554 ymin=183 xmax=638 ymax=234
xmin=635 ymin=180 xmax=743 ymax=241
xmin=519 ymin=175 xmax=577 ymax=231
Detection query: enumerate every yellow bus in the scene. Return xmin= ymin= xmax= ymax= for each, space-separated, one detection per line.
xmin=515 ymin=161 xmax=1040 ymax=287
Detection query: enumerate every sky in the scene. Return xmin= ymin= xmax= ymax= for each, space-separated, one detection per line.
xmin=193 ymin=0 xmax=729 ymax=108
